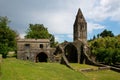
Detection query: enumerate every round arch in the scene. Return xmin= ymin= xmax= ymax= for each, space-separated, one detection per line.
xmin=64 ymin=43 xmax=78 ymax=63
xmin=36 ymin=52 xmax=48 ymax=62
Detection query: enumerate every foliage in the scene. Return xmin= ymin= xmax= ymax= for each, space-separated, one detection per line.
xmin=0 ymin=16 xmax=17 ymax=58
xmin=100 ymin=29 xmax=114 ymax=37
xmin=89 ymin=36 xmax=120 ymax=65
xmin=25 ymin=24 xmax=50 ymax=39
xmin=0 ymin=58 xmax=88 ymax=80
xmin=89 ymin=29 xmax=114 ymax=41
xmin=25 ymin=24 xmax=58 ymax=47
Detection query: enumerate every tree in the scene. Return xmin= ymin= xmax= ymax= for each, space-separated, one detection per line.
xmin=97 ymin=34 xmax=100 ymax=38
xmin=93 ymin=35 xmax=96 ymax=40
xmin=89 ymin=36 xmax=120 ymax=65
xmin=0 ymin=16 xmax=17 ymax=58
xmin=100 ymin=29 xmax=114 ymax=37
xmin=25 ymin=24 xmax=57 ymax=47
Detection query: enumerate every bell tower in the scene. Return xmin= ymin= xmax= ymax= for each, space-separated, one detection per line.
xmin=73 ymin=8 xmax=87 ymax=42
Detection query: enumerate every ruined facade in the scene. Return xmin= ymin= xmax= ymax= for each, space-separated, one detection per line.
xmin=17 ymin=39 xmax=55 ymax=62
xmin=54 ymin=8 xmax=93 ymax=64
xmin=17 ymin=8 xmax=93 ymax=64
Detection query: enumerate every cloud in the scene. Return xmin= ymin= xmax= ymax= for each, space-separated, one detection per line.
xmin=20 ymin=33 xmax=26 ymax=39
xmin=86 ymin=0 xmax=120 ymax=22
xmin=87 ymin=22 xmax=105 ymax=33
xmin=0 ymin=0 xmax=120 ymax=42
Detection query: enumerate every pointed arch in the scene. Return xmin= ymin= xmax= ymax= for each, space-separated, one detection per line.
xmin=64 ymin=43 xmax=78 ymax=63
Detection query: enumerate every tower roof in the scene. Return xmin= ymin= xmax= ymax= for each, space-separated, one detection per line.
xmin=74 ymin=8 xmax=86 ymax=25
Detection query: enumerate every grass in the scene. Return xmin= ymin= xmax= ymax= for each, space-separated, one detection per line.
xmin=0 ymin=58 xmax=120 ymax=80
xmin=70 ymin=63 xmax=98 ymax=70
xmin=85 ymin=70 xmax=120 ymax=80
xmin=70 ymin=63 xmax=120 ymax=80
xmin=0 ymin=58 xmax=88 ymax=80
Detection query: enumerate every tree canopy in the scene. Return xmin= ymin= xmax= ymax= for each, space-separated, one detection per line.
xmin=25 ymin=24 xmax=58 ymax=47
xmin=0 ymin=16 xmax=17 ymax=58
xmin=89 ymin=35 xmax=120 ymax=65
xmin=100 ymin=29 xmax=114 ymax=37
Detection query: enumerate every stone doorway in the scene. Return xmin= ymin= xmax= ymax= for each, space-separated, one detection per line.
xmin=36 ymin=52 xmax=48 ymax=62
xmin=64 ymin=43 xmax=78 ymax=63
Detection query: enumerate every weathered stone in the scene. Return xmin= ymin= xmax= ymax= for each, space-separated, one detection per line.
xmin=74 ymin=8 xmax=87 ymax=43
xmin=54 ymin=8 xmax=94 ymax=65
xmin=17 ymin=39 xmax=55 ymax=62
xmin=80 ymin=68 xmax=94 ymax=72
xmin=17 ymin=8 xmax=94 ymax=65
xmin=98 ymin=66 xmax=110 ymax=70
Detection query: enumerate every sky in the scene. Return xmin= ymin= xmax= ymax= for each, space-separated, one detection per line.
xmin=0 ymin=0 xmax=120 ymax=42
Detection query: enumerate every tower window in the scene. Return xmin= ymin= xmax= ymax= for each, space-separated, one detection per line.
xmin=40 ymin=44 xmax=43 ymax=48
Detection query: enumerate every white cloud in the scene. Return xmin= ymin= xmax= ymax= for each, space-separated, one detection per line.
xmin=20 ymin=33 xmax=25 ymax=39
xmin=55 ymin=36 xmax=60 ymax=42
xmin=87 ymin=22 xmax=105 ymax=33
xmin=1 ymin=0 xmax=120 ymax=42
xmin=86 ymin=0 xmax=120 ymax=22
xmin=30 ymin=11 xmax=73 ymax=34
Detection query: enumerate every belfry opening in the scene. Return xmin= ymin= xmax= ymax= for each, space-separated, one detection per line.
xmin=36 ymin=52 xmax=48 ymax=62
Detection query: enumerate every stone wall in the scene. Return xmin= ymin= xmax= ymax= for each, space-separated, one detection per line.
xmin=17 ymin=39 xmax=56 ymax=62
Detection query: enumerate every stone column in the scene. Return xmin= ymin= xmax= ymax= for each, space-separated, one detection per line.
xmin=77 ymin=48 xmax=81 ymax=63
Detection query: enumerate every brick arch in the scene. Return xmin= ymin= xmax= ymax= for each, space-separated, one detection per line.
xmin=36 ymin=52 xmax=48 ymax=62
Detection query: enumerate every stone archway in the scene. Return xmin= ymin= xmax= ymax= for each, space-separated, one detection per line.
xmin=36 ymin=52 xmax=48 ymax=62
xmin=64 ymin=43 xmax=78 ymax=63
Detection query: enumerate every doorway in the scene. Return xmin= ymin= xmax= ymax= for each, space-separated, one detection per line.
xmin=36 ymin=52 xmax=48 ymax=62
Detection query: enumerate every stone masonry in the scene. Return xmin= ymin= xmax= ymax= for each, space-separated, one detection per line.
xmin=17 ymin=39 xmax=55 ymax=62
xmin=17 ymin=8 xmax=94 ymax=64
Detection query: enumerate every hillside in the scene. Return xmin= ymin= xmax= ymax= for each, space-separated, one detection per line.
xmin=0 ymin=58 xmax=88 ymax=80
xmin=0 ymin=58 xmax=120 ymax=80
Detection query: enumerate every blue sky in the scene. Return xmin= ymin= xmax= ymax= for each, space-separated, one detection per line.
xmin=0 ymin=0 xmax=120 ymax=42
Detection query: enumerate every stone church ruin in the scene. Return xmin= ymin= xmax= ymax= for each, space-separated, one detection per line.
xmin=17 ymin=8 xmax=94 ymax=64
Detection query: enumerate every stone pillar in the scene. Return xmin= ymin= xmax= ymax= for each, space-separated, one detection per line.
xmin=77 ymin=49 xmax=81 ymax=63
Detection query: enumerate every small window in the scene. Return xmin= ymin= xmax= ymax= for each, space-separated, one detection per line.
xmin=25 ymin=44 xmax=30 ymax=49
xmin=40 ymin=44 xmax=43 ymax=48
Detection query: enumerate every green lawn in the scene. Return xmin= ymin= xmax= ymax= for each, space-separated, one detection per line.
xmin=85 ymin=70 xmax=120 ymax=80
xmin=71 ymin=63 xmax=120 ymax=80
xmin=71 ymin=63 xmax=98 ymax=70
xmin=0 ymin=58 xmax=88 ymax=80
xmin=0 ymin=58 xmax=120 ymax=80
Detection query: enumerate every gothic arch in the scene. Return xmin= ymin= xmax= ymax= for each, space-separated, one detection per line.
xmin=64 ymin=43 xmax=78 ymax=63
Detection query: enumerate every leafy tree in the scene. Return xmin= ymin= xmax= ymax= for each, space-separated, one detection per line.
xmin=100 ymin=29 xmax=114 ymax=37
xmin=93 ymin=35 xmax=96 ymax=40
xmin=89 ymin=35 xmax=120 ymax=65
xmin=25 ymin=24 xmax=58 ymax=47
xmin=0 ymin=16 xmax=17 ymax=58
xmin=97 ymin=34 xmax=100 ymax=38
